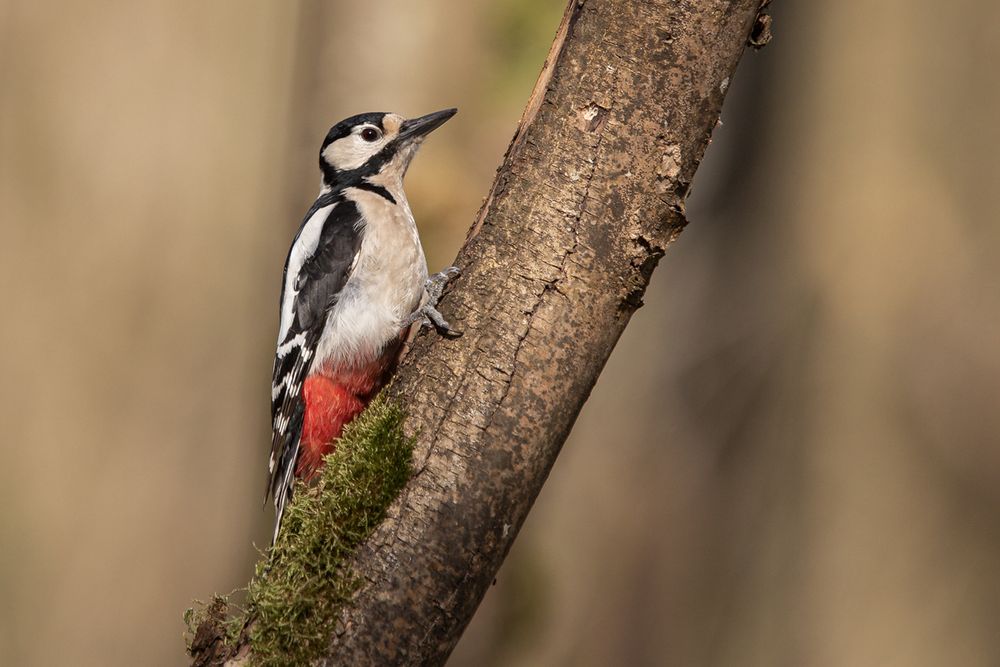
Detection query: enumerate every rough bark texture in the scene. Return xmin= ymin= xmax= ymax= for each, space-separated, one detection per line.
xmin=325 ymin=0 xmax=764 ymax=664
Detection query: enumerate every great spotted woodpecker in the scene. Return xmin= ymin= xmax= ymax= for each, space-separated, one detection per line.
xmin=267 ymin=109 xmax=459 ymax=542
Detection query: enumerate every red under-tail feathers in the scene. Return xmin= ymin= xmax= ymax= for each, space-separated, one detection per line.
xmin=295 ymin=338 xmax=402 ymax=480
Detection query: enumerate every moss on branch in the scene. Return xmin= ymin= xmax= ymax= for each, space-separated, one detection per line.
xmin=185 ymin=396 xmax=414 ymax=666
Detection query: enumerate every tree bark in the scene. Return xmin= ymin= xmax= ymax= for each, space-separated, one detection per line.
xmin=325 ymin=0 xmax=764 ymax=664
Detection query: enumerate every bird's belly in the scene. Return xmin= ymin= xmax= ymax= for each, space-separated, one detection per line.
xmin=312 ymin=236 xmax=426 ymax=373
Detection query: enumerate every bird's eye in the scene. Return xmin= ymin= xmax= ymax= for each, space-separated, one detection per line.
xmin=360 ymin=127 xmax=381 ymax=142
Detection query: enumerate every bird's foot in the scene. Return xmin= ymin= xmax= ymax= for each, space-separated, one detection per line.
xmin=404 ymin=266 xmax=462 ymax=337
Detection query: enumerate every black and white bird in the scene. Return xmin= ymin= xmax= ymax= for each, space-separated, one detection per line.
xmin=267 ymin=108 xmax=459 ymax=542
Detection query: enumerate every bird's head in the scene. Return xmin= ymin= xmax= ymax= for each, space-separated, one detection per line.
xmin=319 ymin=108 xmax=457 ymax=190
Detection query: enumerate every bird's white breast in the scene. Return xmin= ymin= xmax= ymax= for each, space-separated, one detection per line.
xmin=313 ymin=186 xmax=428 ymax=371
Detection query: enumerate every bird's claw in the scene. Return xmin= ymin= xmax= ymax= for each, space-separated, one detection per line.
xmin=404 ymin=266 xmax=463 ymax=337
xmin=420 ymin=303 xmax=463 ymax=338
xmin=426 ymin=266 xmax=460 ymax=302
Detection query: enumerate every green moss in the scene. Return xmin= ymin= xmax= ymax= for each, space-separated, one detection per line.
xmin=185 ymin=396 xmax=414 ymax=666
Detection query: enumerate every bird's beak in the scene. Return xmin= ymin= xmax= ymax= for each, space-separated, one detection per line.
xmin=398 ymin=108 xmax=457 ymax=142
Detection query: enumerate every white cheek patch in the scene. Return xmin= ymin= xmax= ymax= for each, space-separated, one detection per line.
xmin=322 ymin=135 xmax=382 ymax=171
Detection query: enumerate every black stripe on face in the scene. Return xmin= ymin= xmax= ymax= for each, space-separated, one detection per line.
xmin=319 ymin=113 xmax=391 ymax=184
xmin=320 ymin=135 xmax=408 ymax=189
xmin=319 ymin=113 xmax=415 ymax=190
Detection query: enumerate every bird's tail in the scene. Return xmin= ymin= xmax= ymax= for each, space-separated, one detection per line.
xmin=271 ymin=375 xmax=366 ymax=545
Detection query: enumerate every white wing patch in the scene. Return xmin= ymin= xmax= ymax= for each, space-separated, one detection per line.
xmin=278 ymin=204 xmax=335 ymax=343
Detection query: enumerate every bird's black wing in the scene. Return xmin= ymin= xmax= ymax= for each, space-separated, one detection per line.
xmin=267 ymin=195 xmax=363 ymax=540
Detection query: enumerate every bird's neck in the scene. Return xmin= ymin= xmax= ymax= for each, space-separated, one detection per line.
xmin=363 ymin=170 xmax=406 ymax=201
xmin=322 ymin=169 xmax=406 ymax=206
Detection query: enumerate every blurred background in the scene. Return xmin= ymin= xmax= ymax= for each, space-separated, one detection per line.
xmin=2 ymin=0 xmax=999 ymax=665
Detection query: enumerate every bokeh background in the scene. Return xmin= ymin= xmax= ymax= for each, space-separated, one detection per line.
xmin=3 ymin=1 xmax=999 ymax=665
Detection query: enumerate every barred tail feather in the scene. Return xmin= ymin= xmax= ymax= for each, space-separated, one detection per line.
xmin=272 ymin=438 xmax=299 ymax=545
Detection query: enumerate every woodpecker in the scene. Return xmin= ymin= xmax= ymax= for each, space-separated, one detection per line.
xmin=267 ymin=108 xmax=459 ymax=542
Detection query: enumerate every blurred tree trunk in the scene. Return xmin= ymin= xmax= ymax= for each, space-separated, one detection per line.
xmin=192 ymin=0 xmax=766 ymax=663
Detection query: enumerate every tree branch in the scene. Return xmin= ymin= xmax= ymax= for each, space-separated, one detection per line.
xmin=328 ymin=0 xmax=765 ymax=663
xmin=188 ymin=0 xmax=767 ymax=663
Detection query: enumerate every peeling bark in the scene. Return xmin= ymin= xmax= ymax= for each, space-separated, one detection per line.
xmin=326 ymin=0 xmax=763 ymax=663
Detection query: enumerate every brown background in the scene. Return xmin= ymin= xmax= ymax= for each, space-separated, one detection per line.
xmin=2 ymin=1 xmax=998 ymax=665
